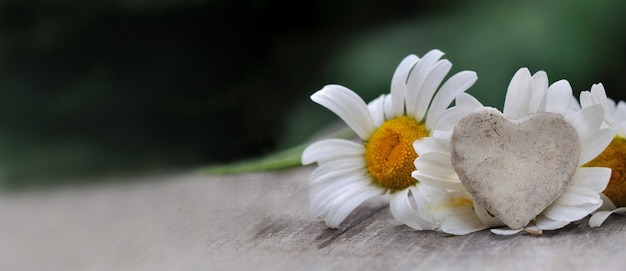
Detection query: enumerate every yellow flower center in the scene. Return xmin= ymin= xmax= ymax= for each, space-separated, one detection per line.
xmin=364 ymin=116 xmax=428 ymax=192
xmin=584 ymin=136 xmax=626 ymax=207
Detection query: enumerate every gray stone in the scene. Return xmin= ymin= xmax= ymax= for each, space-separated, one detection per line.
xmin=450 ymin=107 xmax=580 ymax=229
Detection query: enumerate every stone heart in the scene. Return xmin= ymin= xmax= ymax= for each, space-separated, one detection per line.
xmin=450 ymin=107 xmax=580 ymax=229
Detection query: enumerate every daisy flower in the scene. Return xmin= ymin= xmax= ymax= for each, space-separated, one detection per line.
xmin=412 ymin=68 xmax=614 ymax=235
xmin=576 ymin=85 xmax=626 ymax=227
xmin=301 ymin=49 xmax=478 ymax=229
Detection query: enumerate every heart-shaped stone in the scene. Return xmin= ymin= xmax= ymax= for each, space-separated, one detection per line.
xmin=450 ymin=107 xmax=580 ymax=229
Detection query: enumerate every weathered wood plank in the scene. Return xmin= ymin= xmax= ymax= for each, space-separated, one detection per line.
xmin=1 ymin=166 xmax=625 ymax=270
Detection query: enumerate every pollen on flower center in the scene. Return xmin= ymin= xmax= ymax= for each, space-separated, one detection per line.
xmin=365 ymin=116 xmax=428 ymax=192
xmin=584 ymin=136 xmax=626 ymax=207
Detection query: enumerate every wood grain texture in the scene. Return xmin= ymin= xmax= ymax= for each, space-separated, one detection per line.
xmin=1 ymin=166 xmax=625 ymax=271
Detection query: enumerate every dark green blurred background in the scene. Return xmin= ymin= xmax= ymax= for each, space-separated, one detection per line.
xmin=1 ymin=0 xmax=625 ymax=189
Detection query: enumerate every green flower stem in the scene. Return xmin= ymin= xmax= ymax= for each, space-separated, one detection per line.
xmin=203 ymin=126 xmax=355 ymax=175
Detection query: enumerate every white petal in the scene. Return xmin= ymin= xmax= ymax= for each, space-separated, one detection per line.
xmin=308 ymin=158 xmax=366 ymax=186
xmin=310 ymin=174 xmax=369 ymax=216
xmin=606 ymin=96 xmax=617 ymax=113
xmin=432 ymin=193 xmax=488 ymax=235
xmin=545 ymin=79 xmax=573 ymax=115
xmin=311 ymin=85 xmax=376 ymax=140
xmin=412 ymin=171 xmax=464 ymax=191
xmin=413 ymin=59 xmax=452 ymax=121
xmin=615 ymin=101 xmax=626 ymax=123
xmin=405 ymin=50 xmax=444 ymax=119
xmin=528 ymin=70 xmax=548 ymax=113
xmin=425 ymin=71 xmax=478 ymax=129
xmin=503 ymin=68 xmax=532 ymax=119
xmin=581 ymin=84 xmax=616 ymax=127
xmin=590 ymin=84 xmax=614 ymax=122
xmin=390 ymin=55 xmax=419 ymax=118
xmin=579 ymin=90 xmax=593 ymax=109
xmin=578 ymin=128 xmax=615 ymax=166
xmin=541 ymin=201 xmax=600 ymax=223
xmin=589 ymin=207 xmax=626 ymax=227
xmin=553 ymin=186 xmax=601 ymax=206
xmin=534 ymin=215 xmax=570 ymax=230
xmin=455 ymin=92 xmax=484 ymax=111
xmin=389 ymin=188 xmax=435 ymax=230
xmin=367 ymin=94 xmax=386 ymax=127
xmin=599 ymin=193 xmax=617 ymax=211
xmin=564 ymin=104 xmax=604 ymax=152
xmin=301 ymin=139 xmax=364 ymax=165
xmin=431 ymin=130 xmax=452 ymax=139
xmin=383 ymin=93 xmax=394 ymax=120
xmin=570 ymin=96 xmax=582 ymax=111
xmin=414 ymin=152 xmax=457 ymax=177
xmin=490 ymin=227 xmax=523 ymax=235
xmin=413 ymin=136 xmax=450 ymax=157
xmin=431 ymin=108 xmax=465 ymax=133
xmin=325 ymin=185 xmax=382 ymax=228
xmin=569 ymin=167 xmax=611 ymax=192
xmin=431 ymin=93 xmax=484 ymax=132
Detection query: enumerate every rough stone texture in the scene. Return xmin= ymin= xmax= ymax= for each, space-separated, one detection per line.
xmin=450 ymin=108 xmax=580 ymax=229
xmin=1 ymin=165 xmax=625 ymax=271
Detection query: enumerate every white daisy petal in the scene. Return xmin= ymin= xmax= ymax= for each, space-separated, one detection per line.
xmin=490 ymin=227 xmax=523 ymax=235
xmin=390 ymin=54 xmax=419 ymax=118
xmin=569 ymin=167 xmax=611 ymax=192
xmin=309 ymin=174 xmax=368 ymax=215
xmin=528 ymin=70 xmax=548 ymax=113
xmin=308 ymin=159 xmax=366 ymax=186
xmin=405 ymin=49 xmax=444 ymax=119
xmin=413 ymin=136 xmax=450 ymax=156
xmin=389 ymin=188 xmax=435 ymax=230
xmin=425 ymin=71 xmax=478 ymax=129
xmin=431 ymin=130 xmax=451 ymax=139
xmin=578 ymin=127 xmax=616 ymax=166
xmin=553 ymin=186 xmax=602 ymax=206
xmin=534 ymin=215 xmax=570 ymax=230
xmin=455 ymin=92 xmax=484 ymax=111
xmin=589 ymin=207 xmax=626 ymax=227
xmin=544 ymin=79 xmax=573 ymax=115
xmin=541 ymin=202 xmax=600 ymax=223
xmin=565 ymin=104 xmax=604 ymax=149
xmin=367 ymin=94 xmax=386 ymax=127
xmin=414 ymin=152 xmax=457 ymax=177
xmin=616 ymin=101 xmax=626 ymax=123
xmin=311 ymin=85 xmax=376 ymax=140
xmin=413 ymin=59 xmax=452 ymax=121
xmin=590 ymin=83 xmax=614 ymax=123
xmin=503 ymin=68 xmax=532 ymax=118
xmin=599 ymin=193 xmax=617 ymax=211
xmin=383 ymin=93 xmax=394 ymax=120
xmin=411 ymin=171 xmax=464 ymax=191
xmin=579 ymin=90 xmax=593 ymax=109
xmin=432 ymin=93 xmax=484 ymax=132
xmin=570 ymin=96 xmax=582 ymax=111
xmin=431 ymin=108 xmax=466 ymax=133
xmin=325 ymin=185 xmax=382 ymax=228
xmin=301 ymin=139 xmax=364 ymax=165
xmin=431 ymin=192 xmax=488 ymax=235
xmin=606 ymin=96 xmax=617 ymax=113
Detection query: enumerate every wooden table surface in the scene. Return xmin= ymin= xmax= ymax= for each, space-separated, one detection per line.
xmin=1 ymin=166 xmax=625 ymax=271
